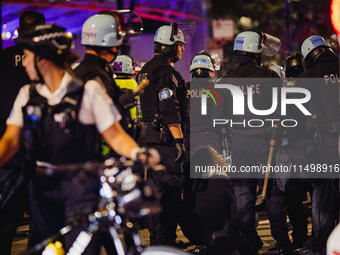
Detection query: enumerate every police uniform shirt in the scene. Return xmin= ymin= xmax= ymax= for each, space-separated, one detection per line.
xmin=298 ymin=54 xmax=339 ymax=123
xmin=136 ymin=55 xmax=186 ymax=144
xmin=74 ymin=53 xmax=123 ymax=107
xmin=223 ymin=62 xmax=281 ymax=134
xmin=137 ymin=55 xmax=186 ymax=125
xmin=0 ymin=44 xmax=31 ymax=135
xmin=6 ymin=72 xmax=121 ymax=133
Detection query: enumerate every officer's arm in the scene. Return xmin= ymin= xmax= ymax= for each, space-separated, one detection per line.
xmin=0 ymin=125 xmax=23 ymax=167
xmin=101 ymin=121 xmax=140 ymax=159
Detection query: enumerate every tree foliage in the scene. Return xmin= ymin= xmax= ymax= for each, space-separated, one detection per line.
xmin=210 ymin=0 xmax=337 ymax=63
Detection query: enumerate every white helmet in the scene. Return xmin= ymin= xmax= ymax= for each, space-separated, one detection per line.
xmin=154 ymin=25 xmax=186 ymax=45
xmin=301 ymin=35 xmax=329 ymax=59
xmin=190 ymin=51 xmax=220 ymax=72
xmin=234 ymin=31 xmax=261 ymax=54
xmin=234 ymin=31 xmax=281 ymax=57
xmin=153 ymin=22 xmax=195 ymax=59
xmin=113 ymin=55 xmax=135 ymax=75
xmin=81 ymin=13 xmax=125 ymax=47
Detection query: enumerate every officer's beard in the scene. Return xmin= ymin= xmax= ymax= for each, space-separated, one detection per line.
xmin=106 ymin=48 xmax=119 ymax=64
xmin=173 ymin=47 xmax=180 ymax=63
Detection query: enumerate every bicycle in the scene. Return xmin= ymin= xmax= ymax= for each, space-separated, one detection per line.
xmin=21 ymin=157 xmax=190 ymax=255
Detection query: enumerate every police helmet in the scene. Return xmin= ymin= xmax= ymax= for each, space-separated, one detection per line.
xmin=190 ymin=51 xmax=221 ymax=78
xmin=190 ymin=52 xmax=214 ymax=72
xmin=301 ymin=35 xmax=335 ymax=66
xmin=14 ymin=23 xmax=75 ymax=64
xmin=81 ymin=13 xmax=125 ymax=47
xmin=153 ymin=25 xmax=185 ymax=58
xmin=234 ymin=31 xmax=281 ymax=57
xmin=285 ymin=53 xmax=305 ymax=78
xmin=301 ymin=35 xmax=329 ymax=59
xmin=233 ymin=31 xmax=261 ymax=54
xmin=154 ymin=25 xmax=186 ymax=45
xmin=113 ymin=55 xmax=136 ymax=75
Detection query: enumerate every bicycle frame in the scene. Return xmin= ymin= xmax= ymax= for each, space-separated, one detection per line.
xmin=22 ymin=158 xmax=161 ymax=255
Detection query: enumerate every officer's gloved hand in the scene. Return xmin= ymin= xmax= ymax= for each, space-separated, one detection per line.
xmin=118 ymin=89 xmax=136 ymax=109
xmin=174 ymin=138 xmax=186 ymax=164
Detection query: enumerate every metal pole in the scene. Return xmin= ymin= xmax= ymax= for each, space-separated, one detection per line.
xmin=130 ymin=0 xmax=135 ymax=12
xmin=117 ymin=0 xmax=123 ymax=10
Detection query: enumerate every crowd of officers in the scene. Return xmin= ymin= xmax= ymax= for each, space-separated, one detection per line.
xmin=0 ymin=9 xmax=339 ymax=255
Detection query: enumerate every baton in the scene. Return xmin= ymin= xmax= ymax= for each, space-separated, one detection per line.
xmin=256 ymin=124 xmax=278 ymax=205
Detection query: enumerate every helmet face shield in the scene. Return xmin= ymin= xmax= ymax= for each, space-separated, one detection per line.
xmin=115 ymin=10 xmax=143 ymax=42
xmin=154 ymin=21 xmax=196 ymax=45
xmin=260 ymin=32 xmax=281 ymax=57
xmin=210 ymin=53 xmax=221 ymax=71
xmin=172 ymin=21 xmax=196 ymax=44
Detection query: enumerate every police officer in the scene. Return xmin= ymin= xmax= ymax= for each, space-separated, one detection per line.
xmin=136 ymin=22 xmax=194 ymax=246
xmin=0 ymin=11 xmax=45 ymax=255
xmin=186 ymin=51 xmax=222 ymax=158
xmin=74 ymin=12 xmax=135 ymax=115
xmin=74 ymin=13 xmax=137 ymax=161
xmin=0 ymin=23 xmax=154 ymax=254
xmin=180 ymin=51 xmax=241 ymax=255
xmin=223 ymin=31 xmax=297 ymax=255
xmin=278 ymin=52 xmax=309 ymax=249
xmin=297 ymin=35 xmax=339 ymax=255
xmin=285 ymin=53 xmax=306 ymax=79
xmin=0 ymin=11 xmax=45 ymax=132
xmin=113 ymin=55 xmax=141 ymax=140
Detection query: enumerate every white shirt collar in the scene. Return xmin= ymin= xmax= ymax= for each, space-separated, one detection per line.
xmin=35 ymin=72 xmax=73 ymax=105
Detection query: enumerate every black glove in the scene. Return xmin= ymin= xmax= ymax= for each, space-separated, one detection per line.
xmin=174 ymin=138 xmax=186 ymax=164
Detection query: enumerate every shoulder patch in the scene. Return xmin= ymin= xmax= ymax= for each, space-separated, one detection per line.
xmin=158 ymin=88 xmax=173 ymax=101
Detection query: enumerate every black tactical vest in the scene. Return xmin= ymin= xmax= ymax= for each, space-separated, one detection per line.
xmin=22 ymin=79 xmax=100 ymax=164
xmin=74 ymin=53 xmax=123 ymax=110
